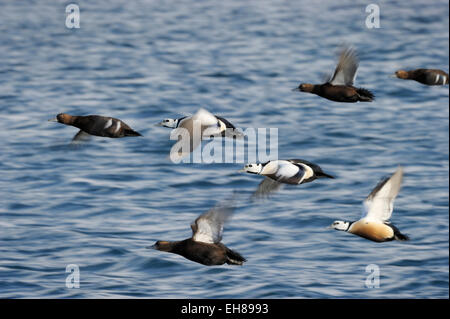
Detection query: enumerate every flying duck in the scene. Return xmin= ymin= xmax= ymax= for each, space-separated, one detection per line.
xmin=49 ymin=113 xmax=142 ymax=143
xmin=164 ymin=108 xmax=241 ymax=160
xmin=158 ymin=113 xmax=243 ymax=139
xmin=293 ymin=46 xmax=374 ymax=102
xmin=242 ymin=159 xmax=334 ymax=198
xmin=394 ymin=69 xmax=449 ymax=86
xmin=330 ymin=167 xmax=409 ymax=242
xmin=148 ymin=201 xmax=246 ymax=266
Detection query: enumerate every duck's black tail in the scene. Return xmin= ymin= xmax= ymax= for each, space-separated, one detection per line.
xmin=317 ymin=171 xmax=335 ymax=179
xmin=389 ymin=224 xmax=409 ymax=241
xmin=225 ymin=248 xmax=246 ymax=266
xmin=394 ymin=231 xmax=410 ymax=241
xmin=357 ymin=88 xmax=375 ymax=102
xmin=124 ymin=129 xmax=142 ymax=137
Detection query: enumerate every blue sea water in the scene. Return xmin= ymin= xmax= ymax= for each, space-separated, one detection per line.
xmin=0 ymin=0 xmax=448 ymax=298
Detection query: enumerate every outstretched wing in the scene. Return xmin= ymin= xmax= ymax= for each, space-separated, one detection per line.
xmin=70 ymin=130 xmax=91 ymax=145
xmin=191 ymin=202 xmax=234 ymax=244
xmin=192 ymin=108 xmax=220 ymax=128
xmin=252 ymin=177 xmax=284 ymax=200
xmin=362 ymin=167 xmax=404 ymax=222
xmin=171 ymin=108 xmax=219 ymax=158
xmin=329 ymin=46 xmax=359 ymax=86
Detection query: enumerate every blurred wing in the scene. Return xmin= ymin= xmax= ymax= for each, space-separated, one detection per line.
xmin=169 ymin=122 xmax=201 ymax=160
xmin=70 ymin=130 xmax=91 ymax=145
xmin=191 ymin=108 xmax=223 ymax=137
xmin=192 ymin=203 xmax=234 ymax=244
xmin=192 ymin=108 xmax=219 ymax=127
xmin=252 ymin=177 xmax=284 ymax=200
xmin=321 ymin=71 xmax=334 ymax=83
xmin=330 ymin=47 xmax=359 ymax=86
xmin=363 ymin=167 xmax=404 ymax=221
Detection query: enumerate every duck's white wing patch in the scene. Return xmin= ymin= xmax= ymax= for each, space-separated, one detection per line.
xmin=192 ymin=203 xmax=233 ymax=244
xmin=434 ymin=74 xmax=440 ymax=84
xmin=103 ymin=119 xmax=113 ymax=129
xmin=330 ymin=47 xmax=359 ymax=86
xmin=114 ymin=121 xmax=121 ymax=133
xmin=275 ymin=161 xmax=300 ymax=180
xmin=192 ymin=218 xmax=222 ymax=244
xmin=363 ymin=167 xmax=404 ymax=222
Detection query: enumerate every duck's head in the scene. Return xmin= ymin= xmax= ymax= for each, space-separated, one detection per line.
xmin=48 ymin=113 xmax=74 ymax=124
xmin=395 ymin=70 xmax=409 ymax=79
xmin=158 ymin=118 xmax=178 ymax=128
xmin=294 ymin=83 xmax=314 ymax=92
xmin=148 ymin=240 xmax=173 ymax=252
xmin=242 ymin=163 xmax=263 ymax=175
xmin=329 ymin=220 xmax=350 ymax=231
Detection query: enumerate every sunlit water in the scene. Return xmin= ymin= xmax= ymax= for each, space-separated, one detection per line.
xmin=0 ymin=0 xmax=448 ymax=298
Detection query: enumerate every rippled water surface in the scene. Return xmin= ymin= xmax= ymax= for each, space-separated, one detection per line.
xmin=0 ymin=0 xmax=448 ymax=298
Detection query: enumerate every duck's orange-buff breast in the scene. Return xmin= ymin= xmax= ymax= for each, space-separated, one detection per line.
xmin=348 ymin=220 xmax=394 ymax=242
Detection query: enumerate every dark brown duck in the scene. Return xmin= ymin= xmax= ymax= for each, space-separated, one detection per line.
xmin=294 ymin=46 xmax=374 ymax=103
xmin=149 ymin=202 xmax=246 ymax=266
xmin=395 ymin=69 xmax=449 ymax=86
xmin=49 ymin=113 xmax=142 ymax=142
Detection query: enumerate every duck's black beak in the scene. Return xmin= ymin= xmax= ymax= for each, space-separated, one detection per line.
xmin=146 ymin=244 xmax=157 ymax=249
xmin=48 ymin=117 xmax=58 ymax=122
xmin=292 ymin=87 xmax=301 ymax=92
